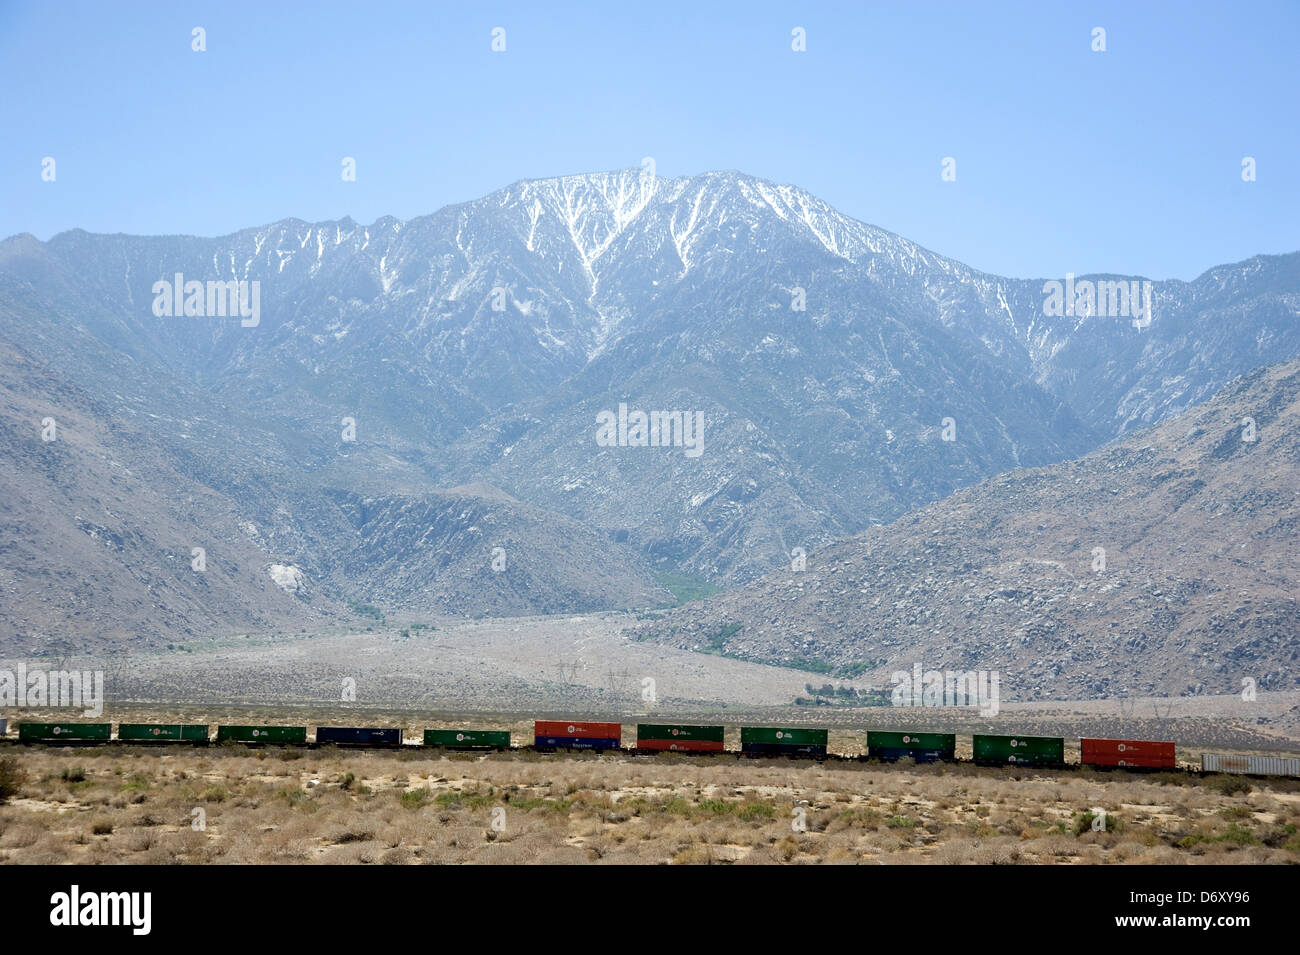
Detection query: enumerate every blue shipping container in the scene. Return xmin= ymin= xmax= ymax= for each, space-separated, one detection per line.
xmin=315 ymin=727 xmax=403 ymax=746
xmin=534 ymin=735 xmax=620 ymax=750
xmin=740 ymin=742 xmax=827 ymax=757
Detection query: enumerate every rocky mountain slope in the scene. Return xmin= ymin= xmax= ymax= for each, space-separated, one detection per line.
xmin=0 ymin=322 xmax=340 ymax=652
xmin=637 ymin=360 xmax=1300 ymax=700
xmin=0 ymin=279 xmax=666 ymax=650
xmin=0 ymin=169 xmax=1296 ymax=649
xmin=330 ymin=484 xmax=670 ymax=617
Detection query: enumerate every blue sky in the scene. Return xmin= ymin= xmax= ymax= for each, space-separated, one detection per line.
xmin=1 ymin=1 xmax=1295 ymax=280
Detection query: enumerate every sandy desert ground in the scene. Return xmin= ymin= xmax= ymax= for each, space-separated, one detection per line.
xmin=2 ymin=742 xmax=1299 ymax=865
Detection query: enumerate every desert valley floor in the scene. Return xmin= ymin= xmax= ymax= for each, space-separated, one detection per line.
xmin=2 ymin=614 xmax=1298 ymax=864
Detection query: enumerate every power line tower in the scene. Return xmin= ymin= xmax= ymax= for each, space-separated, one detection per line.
xmin=556 ymin=658 xmax=585 ymax=685
xmin=605 ymin=666 xmax=634 ymax=698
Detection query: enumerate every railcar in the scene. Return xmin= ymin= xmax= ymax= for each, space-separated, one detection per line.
xmin=118 ymin=723 xmax=209 ymax=743
xmin=1080 ymin=737 xmax=1175 ymax=770
xmin=867 ymin=731 xmax=956 ymax=762
xmin=18 ymin=722 xmax=111 ymax=743
xmin=534 ymin=720 xmax=621 ymax=751
xmin=1201 ymin=754 xmax=1300 ymax=777
xmin=315 ymin=727 xmax=403 ymax=747
xmin=972 ymin=733 xmax=1065 ymax=767
xmin=216 ymin=725 xmax=308 ymax=744
xmin=740 ymin=726 xmax=827 ymax=757
xmin=424 ymin=729 xmax=510 ymax=750
xmin=635 ymin=723 xmax=725 ymax=753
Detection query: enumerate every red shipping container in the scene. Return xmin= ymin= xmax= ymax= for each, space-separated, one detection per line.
xmin=635 ymin=738 xmax=725 ymax=753
xmin=534 ymin=720 xmax=621 ymax=739
xmin=1081 ymin=737 xmax=1176 ymax=769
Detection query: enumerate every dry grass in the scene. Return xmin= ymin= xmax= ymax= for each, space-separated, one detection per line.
xmin=1 ymin=745 xmax=1297 ymax=864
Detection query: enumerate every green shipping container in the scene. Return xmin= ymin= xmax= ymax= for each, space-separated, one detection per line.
xmin=118 ymin=723 xmax=209 ymax=742
xmin=216 ymin=725 xmax=307 ymax=744
xmin=973 ymin=734 xmax=1064 ymax=766
xmin=867 ymin=731 xmax=956 ymax=759
xmin=636 ymin=723 xmax=725 ymax=742
xmin=869 ymin=731 xmax=955 ymax=749
xmin=740 ymin=726 xmax=828 ymax=746
xmin=18 ymin=722 xmax=112 ymax=742
xmin=424 ymin=729 xmax=510 ymax=749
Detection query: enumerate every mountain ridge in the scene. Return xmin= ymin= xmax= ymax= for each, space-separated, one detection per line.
xmin=636 ymin=359 xmax=1300 ymax=699
xmin=1 ymin=168 xmax=1297 ymax=651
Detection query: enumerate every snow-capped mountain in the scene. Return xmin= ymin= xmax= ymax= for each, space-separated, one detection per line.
xmin=0 ymin=169 xmax=1296 ymax=645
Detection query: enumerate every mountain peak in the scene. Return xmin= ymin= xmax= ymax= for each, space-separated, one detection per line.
xmin=0 ymin=171 xmax=1296 ymax=662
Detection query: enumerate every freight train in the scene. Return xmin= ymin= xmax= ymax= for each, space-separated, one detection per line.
xmin=4 ymin=719 xmax=1299 ymax=777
